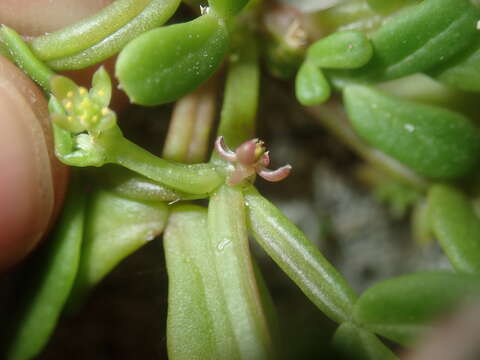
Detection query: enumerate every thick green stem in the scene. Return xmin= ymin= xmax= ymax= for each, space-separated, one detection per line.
xmin=244 ymin=185 xmax=357 ymax=324
xmin=163 ymin=77 xmax=218 ymax=163
xmin=31 ymin=0 xmax=150 ymax=61
xmin=213 ymin=25 xmax=260 ymax=159
xmin=112 ymin=136 xmax=224 ymax=195
xmin=87 ymin=165 xmax=201 ymax=202
xmin=186 ymin=78 xmax=218 ymax=163
xmin=0 ymin=26 xmax=54 ymax=92
xmin=47 ymin=0 xmax=181 ymax=70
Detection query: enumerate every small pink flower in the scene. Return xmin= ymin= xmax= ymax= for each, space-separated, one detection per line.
xmin=215 ymin=136 xmax=292 ymax=186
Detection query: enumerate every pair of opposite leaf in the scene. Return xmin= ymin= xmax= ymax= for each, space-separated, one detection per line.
xmin=295 ymin=30 xmax=373 ymax=106
xmin=296 ymin=0 xmax=480 ymax=106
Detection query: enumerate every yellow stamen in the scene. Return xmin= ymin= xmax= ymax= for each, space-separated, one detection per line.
xmin=97 ymin=89 xmax=105 ymax=97
xmin=101 ymin=107 xmax=109 ymax=116
xmin=78 ymin=88 xmax=87 ymax=95
xmin=67 ymin=91 xmax=74 ymax=98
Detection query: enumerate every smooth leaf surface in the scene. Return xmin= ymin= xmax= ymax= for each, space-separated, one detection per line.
xmin=244 ymin=185 xmax=357 ymax=324
xmin=353 ymin=271 xmax=480 ymax=345
xmin=7 ymin=178 xmax=86 ymax=360
xmin=344 ymin=85 xmax=480 ymax=179
xmin=307 ymin=30 xmax=372 ymax=69
xmin=68 ymin=189 xmax=168 ymax=308
xmin=428 ymin=185 xmax=480 ymax=273
xmin=116 ymin=14 xmax=228 ymax=105
xmin=295 ymin=61 xmax=331 ymax=106
xmin=333 ymin=323 xmax=398 ymax=360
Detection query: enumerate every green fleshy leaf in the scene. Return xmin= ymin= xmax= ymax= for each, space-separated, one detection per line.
xmin=307 ymin=30 xmax=373 ymax=69
xmin=165 ymin=205 xmax=241 ymax=360
xmin=434 ymin=39 xmax=480 ymax=93
xmin=344 ymin=85 xmax=480 ymax=179
xmin=353 ymin=271 xmax=480 ymax=346
xmin=295 ymin=61 xmax=331 ymax=106
xmin=67 ymin=189 xmax=169 ymax=310
xmin=116 ymin=14 xmax=228 ymax=106
xmin=207 ymin=185 xmax=274 ymax=359
xmin=340 ymin=0 xmax=480 ymax=81
xmin=244 ymin=185 xmax=357 ymax=324
xmin=428 ymin=185 xmax=480 ymax=273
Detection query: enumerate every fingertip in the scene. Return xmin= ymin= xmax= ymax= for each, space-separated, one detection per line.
xmin=0 ymin=55 xmax=68 ymax=272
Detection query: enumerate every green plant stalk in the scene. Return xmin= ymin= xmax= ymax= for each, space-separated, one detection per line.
xmin=7 ymin=176 xmax=86 ymax=360
xmin=112 ymin=135 xmax=224 ymax=195
xmin=244 ymin=185 xmax=357 ymax=324
xmin=163 ymin=78 xmax=218 ymax=163
xmin=163 ymin=89 xmax=202 ymax=162
xmin=86 ymin=165 xmax=200 ymax=202
xmin=186 ymin=79 xmax=218 ymax=163
xmin=0 ymin=25 xmax=54 ymax=92
xmin=47 ymin=0 xmax=181 ymax=70
xmin=30 ymin=0 xmax=150 ymax=61
xmin=214 ymin=25 xmax=259 ymax=152
xmin=208 ymin=185 xmax=274 ymax=359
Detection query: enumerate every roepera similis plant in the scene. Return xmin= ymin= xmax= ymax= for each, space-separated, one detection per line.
xmin=3 ymin=0 xmax=480 ymax=359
